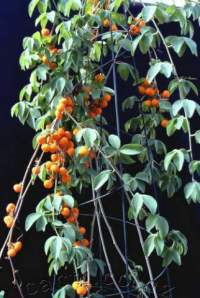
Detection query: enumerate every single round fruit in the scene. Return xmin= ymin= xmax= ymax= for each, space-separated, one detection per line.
xmin=14 ymin=241 xmax=23 ymax=252
xmin=43 ymin=179 xmax=54 ymax=189
xmin=72 ymin=208 xmax=79 ymax=217
xmin=144 ymin=99 xmax=152 ymax=108
xmin=67 ymin=147 xmax=75 ymax=158
xmin=50 ymin=164 xmax=59 ymax=174
xmin=6 ymin=203 xmax=16 ymax=214
xmin=76 ymin=286 xmax=88 ymax=296
xmin=32 ymin=166 xmax=40 ymax=175
xmin=81 ymin=239 xmax=90 ymax=247
xmin=151 ymin=98 xmax=159 ymax=108
xmin=41 ymin=28 xmax=50 ymax=37
xmin=102 ymin=18 xmax=110 ymax=28
xmin=79 ymin=227 xmax=86 ymax=235
xmin=161 ymin=119 xmax=169 ymax=128
xmin=7 ymin=248 xmax=17 ymax=258
xmin=145 ymin=87 xmax=156 ymax=97
xmin=162 ymin=90 xmax=170 ymax=98
xmin=41 ymin=144 xmax=50 ymax=153
xmin=61 ymin=207 xmax=71 ymax=217
xmin=13 ymin=183 xmax=22 ymax=193
xmin=103 ymin=93 xmax=112 ymax=102
xmin=79 ymin=146 xmax=89 ymax=157
xmin=111 ymin=24 xmax=118 ymax=32
xmin=37 ymin=135 xmax=46 ymax=145
xmin=138 ymin=85 xmax=146 ymax=95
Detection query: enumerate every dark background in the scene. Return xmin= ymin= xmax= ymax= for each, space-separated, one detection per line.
xmin=0 ymin=1 xmax=200 ymax=297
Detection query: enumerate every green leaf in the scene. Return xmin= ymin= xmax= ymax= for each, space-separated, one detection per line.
xmin=94 ymin=170 xmax=112 ymax=191
xmin=142 ymin=195 xmax=157 ymax=215
xmin=194 ymin=130 xmax=200 ymax=144
xmin=120 ymin=144 xmax=144 ymax=155
xmin=184 ymin=181 xmax=200 ymax=203
xmin=130 ymin=193 xmax=144 ymax=218
xmin=147 ymin=61 xmax=173 ymax=83
xmin=166 ymin=36 xmax=197 ymax=57
xmin=28 ymin=0 xmax=40 ymax=17
xmin=53 ymin=285 xmax=75 ymax=298
xmin=144 ymin=234 xmax=156 ymax=256
xmin=164 ymin=149 xmax=185 ymax=172
xmin=108 ymin=135 xmax=121 ymax=149
xmin=122 ymin=96 xmax=138 ymax=111
xmin=173 ymin=99 xmax=197 ymax=118
xmin=25 ymin=213 xmax=42 ymax=231
xmin=142 ymin=5 xmax=157 ymax=22
xmin=62 ymin=195 xmax=74 ymax=208
xmin=156 ymin=216 xmax=169 ymax=238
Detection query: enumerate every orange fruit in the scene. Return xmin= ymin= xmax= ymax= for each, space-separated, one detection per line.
xmin=6 ymin=203 xmax=16 ymax=214
xmin=43 ymin=179 xmax=54 ymax=189
xmin=145 ymin=87 xmax=156 ymax=97
xmin=73 ymin=128 xmax=80 ymax=136
xmin=79 ymin=227 xmax=86 ymax=235
xmin=67 ymin=147 xmax=75 ymax=157
xmin=13 ymin=183 xmax=22 ymax=193
xmin=4 ymin=215 xmax=14 ymax=228
xmin=59 ymin=137 xmax=69 ymax=149
xmin=72 ymin=208 xmax=79 ymax=218
xmin=162 ymin=90 xmax=170 ymax=98
xmin=151 ymin=98 xmax=159 ymax=108
xmin=51 ymin=154 xmax=59 ymax=162
xmin=45 ymin=161 xmax=52 ymax=170
xmin=50 ymin=164 xmax=59 ymax=174
xmin=59 ymin=167 xmax=68 ymax=176
xmin=111 ymin=24 xmax=118 ymax=32
xmin=139 ymin=20 xmax=145 ymax=27
xmin=41 ymin=55 xmax=49 ymax=65
xmin=129 ymin=25 xmax=141 ymax=35
xmin=102 ymin=18 xmax=110 ymax=28
xmin=81 ymin=239 xmax=90 ymax=247
xmin=41 ymin=28 xmax=50 ymax=37
xmin=79 ymin=146 xmax=89 ymax=157
xmin=144 ymin=99 xmax=152 ymax=108
xmin=61 ymin=207 xmax=71 ymax=217
xmin=138 ymin=85 xmax=146 ymax=95
xmin=41 ymin=144 xmax=50 ymax=153
xmin=37 ymin=135 xmax=46 ymax=145
xmin=7 ymin=248 xmax=17 ymax=258
xmin=101 ymin=99 xmax=108 ymax=108
xmin=61 ymin=174 xmax=71 ymax=184
xmin=161 ymin=119 xmax=169 ymax=128
xmin=95 ymin=73 xmax=105 ymax=83
xmin=49 ymin=62 xmax=57 ymax=70
xmin=76 ymin=286 xmax=88 ymax=296
xmin=14 ymin=241 xmax=23 ymax=252
xmin=32 ymin=166 xmax=40 ymax=175
xmin=103 ymin=93 xmax=112 ymax=102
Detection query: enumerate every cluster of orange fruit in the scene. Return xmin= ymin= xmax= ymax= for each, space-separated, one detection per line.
xmin=40 ymin=28 xmax=58 ymax=70
xmin=72 ymin=280 xmax=91 ymax=296
xmin=37 ymin=127 xmax=74 ymax=189
xmin=55 ymin=96 xmax=75 ymax=120
xmin=4 ymin=203 xmax=16 ymax=228
xmin=60 ymin=203 xmax=90 ymax=247
xmin=3 ymin=203 xmax=23 ymax=257
xmin=88 ymin=93 xmax=112 ymax=118
xmin=129 ymin=17 xmax=146 ymax=36
xmin=138 ymin=79 xmax=171 ymax=128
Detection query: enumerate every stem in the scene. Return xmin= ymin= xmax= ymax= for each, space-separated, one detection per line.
xmin=8 ymin=257 xmax=24 ymax=298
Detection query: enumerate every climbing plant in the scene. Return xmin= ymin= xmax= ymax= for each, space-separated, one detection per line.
xmin=1 ymin=0 xmax=200 ymax=297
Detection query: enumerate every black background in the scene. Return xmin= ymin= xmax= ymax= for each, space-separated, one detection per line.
xmin=0 ymin=1 xmax=200 ymax=297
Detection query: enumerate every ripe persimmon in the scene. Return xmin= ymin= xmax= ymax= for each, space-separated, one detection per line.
xmin=145 ymin=87 xmax=156 ymax=97
xmin=138 ymin=85 xmax=146 ymax=95
xmin=32 ymin=166 xmax=40 ymax=175
xmin=67 ymin=147 xmax=75 ymax=157
xmin=61 ymin=207 xmax=70 ymax=217
xmin=6 ymin=203 xmax=16 ymax=214
xmin=79 ymin=227 xmax=86 ymax=235
xmin=43 ymin=179 xmax=54 ymax=189
xmin=151 ymin=98 xmax=159 ymax=108
xmin=81 ymin=239 xmax=90 ymax=247
xmin=79 ymin=146 xmax=89 ymax=157
xmin=13 ymin=183 xmax=22 ymax=193
xmin=161 ymin=119 xmax=169 ymax=128
xmin=41 ymin=144 xmax=49 ymax=153
xmin=162 ymin=90 xmax=170 ymax=98
xmin=102 ymin=18 xmax=110 ymax=28
xmin=14 ymin=241 xmax=23 ymax=252
xmin=144 ymin=99 xmax=152 ymax=108
xmin=7 ymin=248 xmax=17 ymax=258
xmin=111 ymin=24 xmax=118 ymax=32
xmin=103 ymin=93 xmax=112 ymax=102
xmin=95 ymin=73 xmax=105 ymax=83
xmin=37 ymin=135 xmax=46 ymax=145
xmin=41 ymin=28 xmax=50 ymax=37
xmin=76 ymin=286 xmax=88 ymax=296
xmin=72 ymin=281 xmax=80 ymax=290
xmin=4 ymin=215 xmax=14 ymax=228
